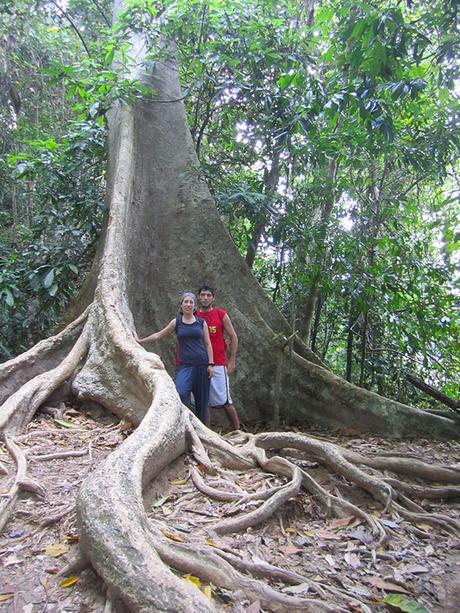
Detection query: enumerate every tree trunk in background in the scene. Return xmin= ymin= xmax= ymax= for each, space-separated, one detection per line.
xmin=345 ymin=307 xmax=356 ymax=383
xmin=406 ymin=374 xmax=460 ymax=410
xmin=310 ymin=292 xmax=323 ymax=353
xmin=359 ymin=310 xmax=368 ymax=387
xmin=298 ymin=157 xmax=337 ymax=345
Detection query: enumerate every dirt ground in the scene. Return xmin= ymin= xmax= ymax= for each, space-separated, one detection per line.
xmin=1 ymin=406 xmax=459 ymax=612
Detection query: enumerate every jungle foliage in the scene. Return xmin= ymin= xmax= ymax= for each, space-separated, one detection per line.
xmin=0 ymin=0 xmax=458 ymax=409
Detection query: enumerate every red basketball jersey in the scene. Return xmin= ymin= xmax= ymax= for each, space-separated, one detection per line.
xmin=196 ymin=308 xmax=227 ymax=366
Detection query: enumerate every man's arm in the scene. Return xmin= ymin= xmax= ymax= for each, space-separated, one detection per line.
xmin=222 ymin=313 xmax=238 ymax=374
xmin=203 ymin=322 xmax=215 ymax=379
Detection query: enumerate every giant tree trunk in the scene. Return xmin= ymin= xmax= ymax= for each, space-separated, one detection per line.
xmin=1 ymin=2 xmax=459 ymax=610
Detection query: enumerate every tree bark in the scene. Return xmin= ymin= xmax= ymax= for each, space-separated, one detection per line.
xmin=345 ymin=307 xmax=356 ymax=383
xmin=298 ymin=158 xmax=337 ymax=345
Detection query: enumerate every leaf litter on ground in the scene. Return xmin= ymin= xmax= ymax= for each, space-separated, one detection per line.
xmin=1 ymin=413 xmax=459 ymax=611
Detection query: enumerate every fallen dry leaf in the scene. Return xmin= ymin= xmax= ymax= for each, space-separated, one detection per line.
xmin=119 ymin=421 xmax=132 ymax=431
xmin=344 ymin=552 xmax=361 ymax=569
xmin=403 ymin=564 xmax=430 ymax=575
xmin=53 ymin=419 xmax=79 ymax=429
xmin=183 ymin=574 xmax=201 ymax=588
xmin=416 ymin=522 xmax=433 ymax=531
xmin=363 ymin=576 xmax=411 ymax=594
xmin=162 ymin=531 xmax=184 ymax=543
xmin=247 ymin=600 xmax=261 ymax=613
xmin=45 ymin=543 xmax=70 ymax=558
xmin=60 ymin=576 xmax=79 ymax=588
xmin=152 ymin=496 xmax=170 ymax=508
xmin=315 ymin=530 xmax=342 ymax=541
xmin=325 ymin=554 xmax=336 ymax=567
xmin=329 ymin=516 xmax=358 ymax=530
xmin=206 ymin=539 xmax=219 ymax=548
xmin=285 ymin=582 xmax=311 ymax=595
xmin=0 ymin=594 xmax=14 ymax=603
xmin=64 ymin=534 xmax=79 ymax=544
xmin=279 ymin=545 xmax=303 ymax=555
xmin=383 ymin=593 xmax=430 ymax=612
xmin=4 ymin=555 xmax=23 ymax=566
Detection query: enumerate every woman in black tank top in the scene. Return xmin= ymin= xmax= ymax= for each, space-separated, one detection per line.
xmin=134 ymin=292 xmax=215 ymax=423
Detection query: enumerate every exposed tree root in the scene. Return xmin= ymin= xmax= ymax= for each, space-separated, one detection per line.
xmin=153 ymin=536 xmax=340 ymax=612
xmin=0 ymin=435 xmax=45 ymax=531
xmin=300 ymin=465 xmax=388 ymax=541
xmin=212 ymin=547 xmax=322 ymax=591
xmin=1 ymin=287 xmax=457 ymax=613
xmin=30 ymin=449 xmax=89 ymax=462
xmin=69 ymin=328 xmax=395 ymax=611
xmin=55 ymin=554 xmax=89 ymax=578
xmin=1 ymin=311 xmax=456 ymax=611
xmin=341 ymin=449 xmax=460 ymax=483
xmin=253 ymin=432 xmax=394 ymax=510
xmin=0 ymin=328 xmax=89 ymax=434
xmin=213 ymin=548 xmax=375 ymax=613
xmin=186 ymin=418 xmax=217 ymax=475
xmin=383 ymin=477 xmax=460 ymax=500
xmin=39 ymin=505 xmax=76 ymax=527
xmin=0 ymin=309 xmax=88 ymax=407
xmin=195 ymin=429 xmax=388 ymax=542
xmin=213 ymin=465 xmax=302 ymax=535
xmin=395 ymin=506 xmax=460 ymax=535
xmin=191 ymin=466 xmax=288 ymax=502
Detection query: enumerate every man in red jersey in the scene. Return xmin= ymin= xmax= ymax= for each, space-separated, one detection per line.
xmin=197 ymin=285 xmax=240 ymax=430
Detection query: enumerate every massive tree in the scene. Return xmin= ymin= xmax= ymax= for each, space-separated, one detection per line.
xmin=1 ymin=0 xmax=459 ymax=610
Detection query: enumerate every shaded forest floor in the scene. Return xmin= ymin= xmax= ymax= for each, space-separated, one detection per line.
xmin=1 ymin=405 xmax=459 ymax=612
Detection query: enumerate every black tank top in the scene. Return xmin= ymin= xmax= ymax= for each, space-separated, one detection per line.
xmin=175 ymin=316 xmax=208 ymax=366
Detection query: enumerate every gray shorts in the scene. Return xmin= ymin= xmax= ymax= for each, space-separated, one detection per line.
xmin=209 ymin=365 xmax=232 ymax=407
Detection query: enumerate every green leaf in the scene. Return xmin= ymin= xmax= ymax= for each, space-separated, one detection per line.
xmin=152 ymin=496 xmax=170 ymax=508
xmin=383 ymin=593 xmax=430 ymax=613
xmin=278 ymin=74 xmax=293 ymax=92
xmin=53 ymin=419 xmax=80 ymax=429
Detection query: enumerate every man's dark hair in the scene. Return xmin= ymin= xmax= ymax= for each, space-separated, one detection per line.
xmin=198 ymin=285 xmax=215 ymax=296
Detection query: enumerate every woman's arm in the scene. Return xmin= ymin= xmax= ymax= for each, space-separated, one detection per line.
xmin=203 ymin=322 xmax=215 ymax=378
xmin=137 ymin=319 xmax=176 ymax=344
